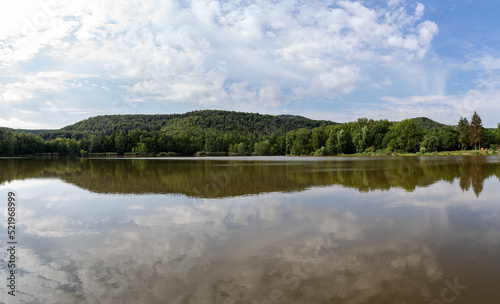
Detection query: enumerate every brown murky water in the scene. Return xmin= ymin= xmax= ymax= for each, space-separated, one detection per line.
xmin=1 ymin=156 xmax=499 ymax=303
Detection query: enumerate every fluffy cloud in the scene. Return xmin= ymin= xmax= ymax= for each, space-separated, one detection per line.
xmin=0 ymin=71 xmax=94 ymax=103
xmin=374 ymin=87 xmax=500 ymax=126
xmin=0 ymin=0 xmax=440 ymax=127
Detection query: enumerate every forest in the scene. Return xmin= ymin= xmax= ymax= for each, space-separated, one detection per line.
xmin=0 ymin=110 xmax=498 ymax=157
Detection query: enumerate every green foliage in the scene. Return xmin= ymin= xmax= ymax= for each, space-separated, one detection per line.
xmin=352 ymin=126 xmax=368 ymax=153
xmin=288 ymin=128 xmax=312 ymax=155
xmin=382 ymin=119 xmax=423 ymax=152
xmin=238 ymin=142 xmax=248 ymax=155
xmin=382 ymin=129 xmax=398 ymax=152
xmin=115 ymin=131 xmax=127 ymax=155
xmin=482 ymin=128 xmax=493 ymax=149
xmin=132 ymin=143 xmax=148 ymax=154
xmin=470 ymin=111 xmax=483 ymax=150
xmin=313 ymin=146 xmax=327 ymax=156
xmin=311 ymin=128 xmax=324 ymax=151
xmin=494 ymin=123 xmax=500 ymax=144
xmin=0 ymin=128 xmax=16 ymax=156
xmin=422 ymin=135 xmax=439 ymax=152
xmin=439 ymin=127 xmax=459 ymax=151
xmin=325 ymin=129 xmax=338 ymax=155
xmin=393 ymin=119 xmax=422 ymax=152
xmin=14 ymin=132 xmax=44 ymax=155
xmin=43 ymin=138 xmax=80 ymax=156
xmin=337 ymin=129 xmax=348 ymax=154
xmin=458 ymin=117 xmax=470 ymax=150
xmin=457 ymin=112 xmax=483 ymax=151
xmin=1 ymin=111 xmax=500 ymax=157
xmin=254 ymin=140 xmax=271 ymax=155
xmin=411 ymin=117 xmax=448 ymax=131
xmin=10 ymin=129 xmax=54 ymax=135
xmin=370 ymin=119 xmax=391 ymax=150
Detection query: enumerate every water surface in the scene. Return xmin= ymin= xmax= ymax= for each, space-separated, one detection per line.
xmin=1 ymin=156 xmax=499 ymax=303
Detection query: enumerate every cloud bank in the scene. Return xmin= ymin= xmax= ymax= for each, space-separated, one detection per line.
xmin=0 ymin=1 xmax=498 ymax=127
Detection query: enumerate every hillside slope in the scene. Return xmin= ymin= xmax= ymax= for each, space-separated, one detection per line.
xmin=39 ymin=110 xmax=336 ymax=140
xmin=6 ymin=128 xmax=55 ymax=135
xmin=2 ymin=110 xmax=496 ymax=156
xmin=411 ymin=117 xmax=449 ymax=131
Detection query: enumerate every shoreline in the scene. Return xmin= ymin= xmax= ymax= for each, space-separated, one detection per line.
xmin=3 ymin=149 xmax=498 ymax=159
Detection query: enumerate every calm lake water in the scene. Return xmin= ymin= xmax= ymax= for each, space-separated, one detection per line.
xmin=1 ymin=156 xmax=500 ymax=303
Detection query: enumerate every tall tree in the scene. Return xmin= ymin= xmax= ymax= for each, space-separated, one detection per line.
xmin=326 ymin=129 xmax=338 ymax=155
xmin=393 ymin=119 xmax=421 ymax=152
xmin=457 ymin=117 xmax=469 ymax=150
xmin=421 ymin=134 xmax=439 ymax=152
xmin=336 ymin=130 xmax=347 ymax=154
xmin=352 ymin=126 xmax=368 ymax=153
xmin=494 ymin=123 xmax=500 ymax=146
xmin=470 ymin=111 xmax=482 ymax=150
xmin=439 ymin=126 xmax=459 ymax=151
xmin=311 ymin=129 xmax=322 ymax=151
xmin=115 ymin=130 xmax=127 ymax=155
xmin=291 ymin=128 xmax=312 ymax=155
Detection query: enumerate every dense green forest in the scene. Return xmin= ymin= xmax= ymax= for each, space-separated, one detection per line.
xmin=0 ymin=110 xmax=499 ymax=157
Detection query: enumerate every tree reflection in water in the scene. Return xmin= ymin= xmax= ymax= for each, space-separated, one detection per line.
xmin=1 ymin=156 xmax=498 ymax=197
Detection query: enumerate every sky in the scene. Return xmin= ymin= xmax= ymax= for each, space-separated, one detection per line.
xmin=1 ymin=0 xmax=500 ymax=129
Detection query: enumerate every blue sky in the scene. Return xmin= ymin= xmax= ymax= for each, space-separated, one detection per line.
xmin=1 ymin=0 xmax=500 ymax=129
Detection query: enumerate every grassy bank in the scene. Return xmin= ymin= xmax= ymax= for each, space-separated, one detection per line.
xmin=337 ymin=149 xmax=499 ymax=157
xmin=8 ymin=149 xmax=500 ymax=159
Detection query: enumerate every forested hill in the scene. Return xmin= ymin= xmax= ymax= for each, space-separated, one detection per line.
xmin=1 ymin=109 xmax=496 ymax=157
xmin=7 ymin=128 xmax=54 ymax=135
xmin=39 ymin=110 xmax=336 ymax=140
xmin=411 ymin=117 xmax=448 ymax=131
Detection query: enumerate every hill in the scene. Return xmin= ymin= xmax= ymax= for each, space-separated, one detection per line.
xmin=39 ymin=114 xmax=178 ymax=140
xmin=39 ymin=110 xmax=336 ymax=140
xmin=7 ymin=128 xmax=54 ymax=135
xmin=2 ymin=110 xmax=495 ymax=157
xmin=411 ymin=117 xmax=449 ymax=131
xmin=278 ymin=114 xmax=310 ymax=120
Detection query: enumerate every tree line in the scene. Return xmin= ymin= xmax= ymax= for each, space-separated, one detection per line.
xmin=0 ymin=110 xmax=499 ymax=157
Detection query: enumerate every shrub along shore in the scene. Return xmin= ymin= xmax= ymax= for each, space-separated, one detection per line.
xmin=18 ymin=148 xmax=497 ymax=159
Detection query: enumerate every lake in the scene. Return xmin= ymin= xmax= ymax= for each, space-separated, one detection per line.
xmin=1 ymin=156 xmax=500 ymax=303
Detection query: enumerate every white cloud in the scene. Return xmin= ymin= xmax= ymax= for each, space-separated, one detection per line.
xmin=229 ymin=81 xmax=258 ymax=104
xmin=372 ymin=78 xmax=392 ymax=89
xmin=462 ymin=51 xmax=500 ymax=72
xmin=256 ymin=81 xmax=285 ymax=107
xmin=370 ymin=87 xmax=500 ymax=126
xmin=388 ymin=0 xmax=404 ymax=7
xmin=285 ymin=83 xmax=499 ymax=127
xmin=0 ymin=117 xmax=46 ymax=129
xmin=0 ymin=0 xmax=442 ymax=126
xmin=417 ymin=20 xmax=439 ymax=58
xmin=415 ymin=3 xmax=425 ymax=19
xmin=293 ymin=65 xmax=361 ymax=99
xmin=0 ymin=71 xmax=98 ymax=127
